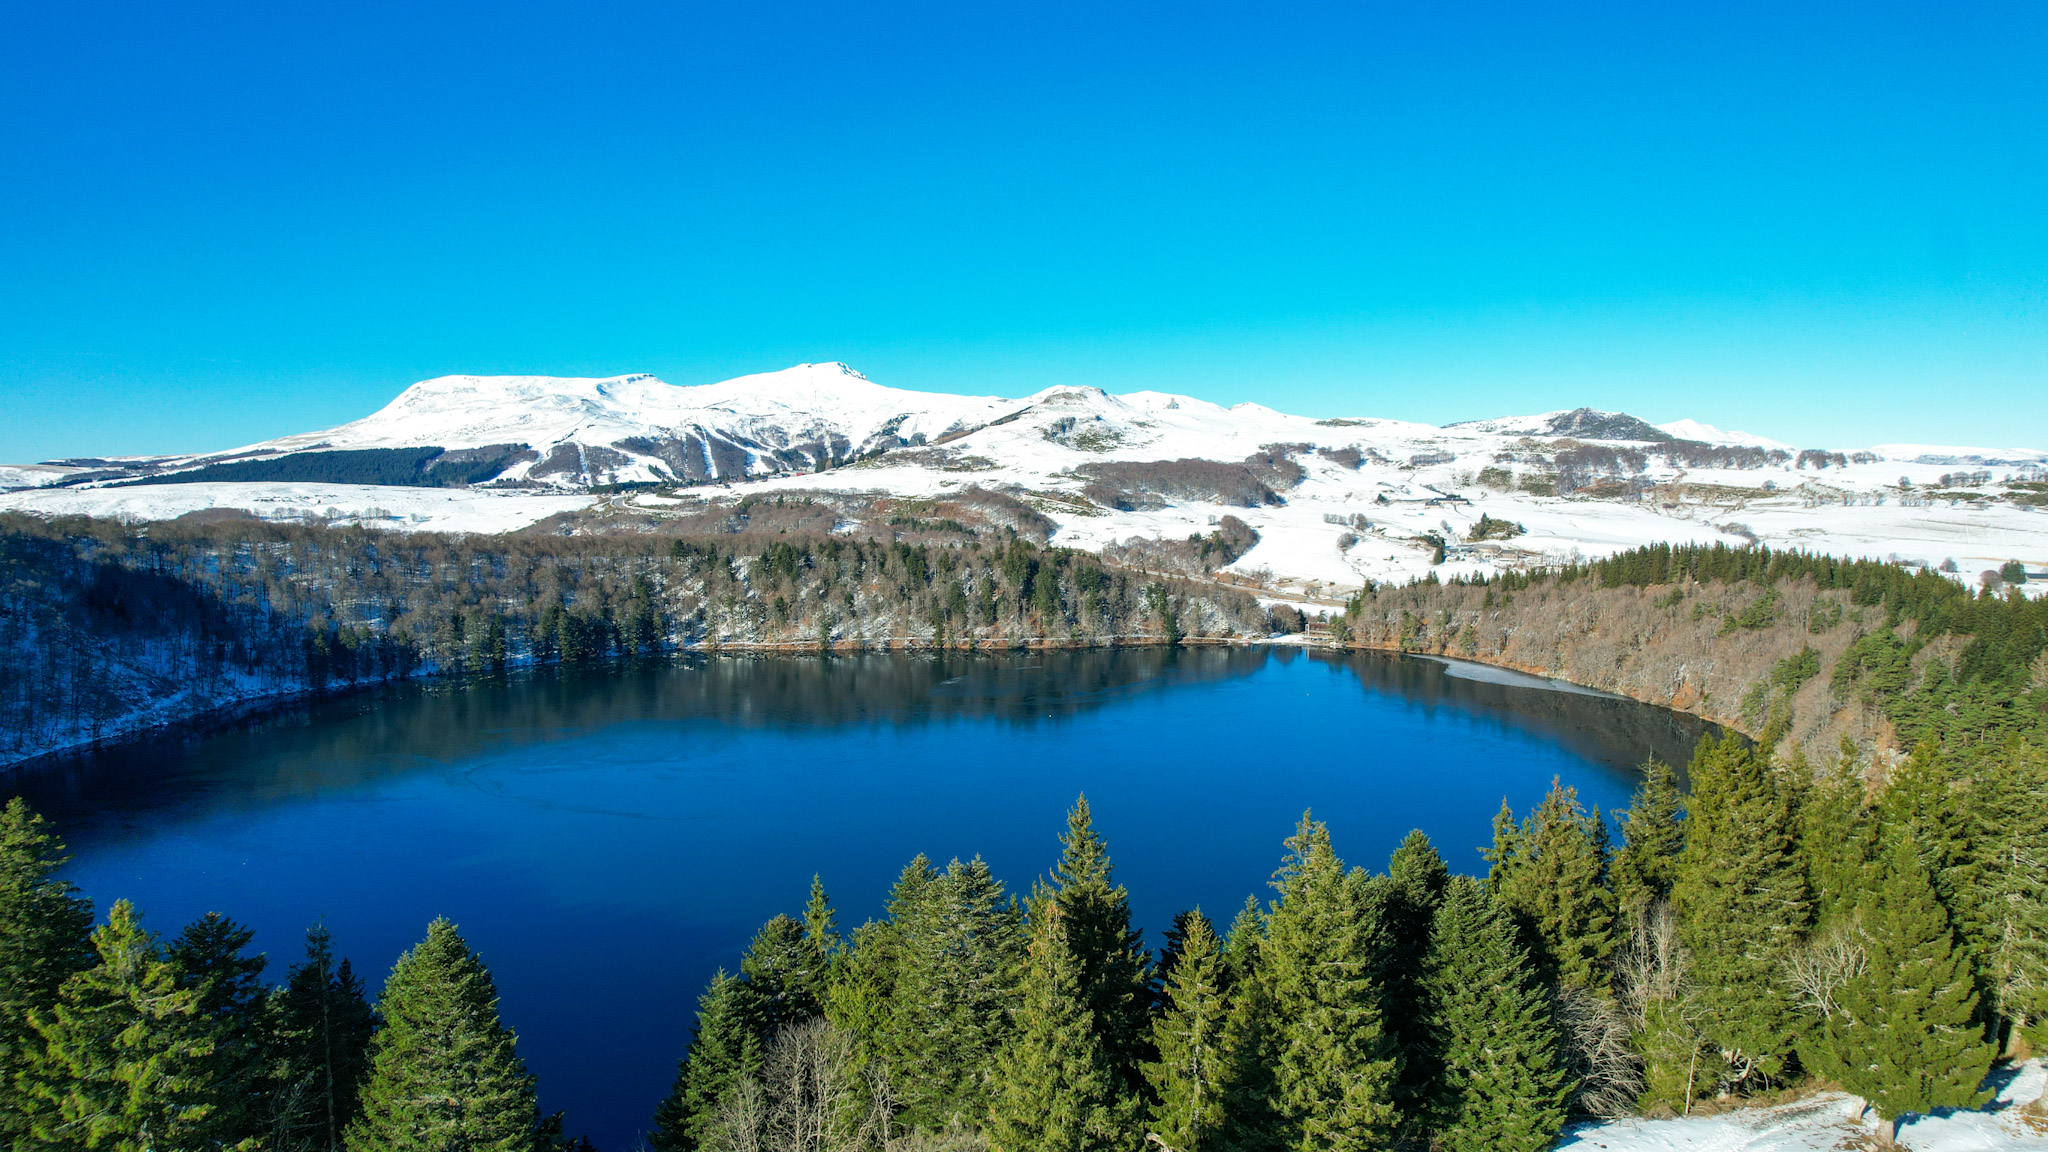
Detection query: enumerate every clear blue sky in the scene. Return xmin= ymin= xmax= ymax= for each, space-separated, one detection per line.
xmin=2 ymin=1 xmax=2044 ymax=462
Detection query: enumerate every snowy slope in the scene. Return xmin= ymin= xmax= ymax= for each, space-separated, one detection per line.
xmin=1561 ymin=1061 xmax=2048 ymax=1152
xmin=4 ymin=364 xmax=2045 ymax=599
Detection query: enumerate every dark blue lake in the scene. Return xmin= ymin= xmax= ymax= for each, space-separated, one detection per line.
xmin=9 ymin=647 xmax=1714 ymax=1150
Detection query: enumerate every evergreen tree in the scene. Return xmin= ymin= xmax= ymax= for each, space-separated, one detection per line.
xmin=1213 ymin=897 xmax=1280 ymax=1152
xmin=24 ymin=898 xmax=219 ymax=1152
xmin=268 ymin=926 xmax=378 ymax=1152
xmin=879 ymin=856 xmax=1026 ymax=1130
xmin=1382 ymin=829 xmax=1448 ymax=1122
xmin=1485 ymin=780 xmax=1617 ymax=991
xmin=1256 ymin=815 xmax=1400 ymax=1151
xmin=1612 ymin=759 xmax=1686 ymax=917
xmin=346 ymin=918 xmax=540 ymax=1152
xmin=650 ymin=971 xmax=760 ymax=1152
xmin=1417 ymin=877 xmax=1569 ymax=1152
xmin=1880 ymin=743 xmax=1971 ymax=921
xmin=1800 ymin=746 xmax=1878 ymax=926
xmin=1144 ymin=910 xmax=1229 ymax=1152
xmin=739 ymin=914 xmax=826 ymax=1036
xmin=1040 ymin=796 xmax=1153 ymax=1092
xmin=0 ymin=797 xmax=95 ymax=1147
xmin=803 ymin=874 xmax=841 ymax=960
xmin=1670 ymin=733 xmax=1812 ymax=1086
xmin=1956 ymin=743 xmax=2048 ymax=1046
xmin=1218 ymin=896 xmax=1263 ymax=992
xmin=1805 ymin=832 xmax=1995 ymax=1140
xmin=167 ymin=912 xmax=270 ymax=1150
xmin=986 ymin=902 xmax=1138 ymax=1152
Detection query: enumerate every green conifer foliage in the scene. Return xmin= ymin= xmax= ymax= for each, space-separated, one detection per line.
xmin=880 ymin=856 xmax=1027 ymax=1130
xmin=986 ymin=903 xmax=1138 ymax=1152
xmin=167 ymin=912 xmax=270 ymax=1150
xmin=739 ymin=914 xmax=826 ymax=1036
xmin=346 ymin=919 xmax=541 ymax=1152
xmin=1957 ymin=744 xmax=2048 ymax=1045
xmin=1486 ymin=780 xmax=1617 ymax=991
xmin=25 ymin=898 xmax=218 ymax=1152
xmin=1144 ymin=910 xmax=1229 ymax=1152
xmin=1880 ymin=743 xmax=1971 ymax=920
xmin=1043 ymin=796 xmax=1153 ymax=1091
xmin=268 ymin=926 xmax=379 ymax=1152
xmin=1218 ymin=896 xmax=1263 ymax=992
xmin=1383 ymin=830 xmax=1448 ymax=1121
xmin=1670 ymin=734 xmax=1811 ymax=1086
xmin=650 ymin=970 xmax=761 ymax=1152
xmin=0 ymin=797 xmax=95 ymax=1145
xmin=1256 ymin=815 xmax=1400 ymax=1151
xmin=1612 ymin=760 xmax=1686 ymax=917
xmin=803 ymin=874 xmax=841 ymax=960
xmin=1800 ymin=748 xmax=1878 ymax=926
xmin=1806 ymin=833 xmax=1994 ymax=1136
xmin=1417 ymin=877 xmax=1569 ymax=1152
xmin=1214 ymin=898 xmax=1280 ymax=1152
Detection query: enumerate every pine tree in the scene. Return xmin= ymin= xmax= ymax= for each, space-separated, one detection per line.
xmin=910 ymin=857 xmax=1027 ymax=1128
xmin=268 ymin=925 xmax=379 ymax=1152
xmin=1383 ymin=829 xmax=1448 ymax=1122
xmin=1218 ymin=896 xmax=1263 ymax=992
xmin=1670 ymin=733 xmax=1811 ymax=1086
xmin=826 ymin=856 xmax=936 ymax=1099
xmin=986 ymin=902 xmax=1139 ymax=1152
xmin=24 ymin=898 xmax=219 ymax=1152
xmin=803 ymin=874 xmax=841 ymax=961
xmin=1214 ymin=897 xmax=1279 ymax=1152
xmin=1486 ymin=780 xmax=1617 ymax=991
xmin=1256 ymin=814 xmax=1400 ymax=1151
xmin=650 ymin=970 xmax=761 ymax=1152
xmin=346 ymin=918 xmax=540 ymax=1152
xmin=1806 ymin=832 xmax=1995 ymax=1140
xmin=0 ymin=797 xmax=95 ymax=1146
xmin=1956 ymin=743 xmax=2048 ymax=1046
xmin=1800 ymin=746 xmax=1878 ymax=926
xmin=1613 ymin=759 xmax=1686 ymax=917
xmin=1144 ymin=910 xmax=1229 ymax=1152
xmin=1880 ymin=743 xmax=1971 ymax=920
xmin=167 ymin=912 xmax=271 ymax=1150
xmin=739 ymin=913 xmax=826 ymax=1037
xmin=1417 ymin=877 xmax=1569 ymax=1152
xmin=1041 ymin=796 xmax=1153 ymax=1092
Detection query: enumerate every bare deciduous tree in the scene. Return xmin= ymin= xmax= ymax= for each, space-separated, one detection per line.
xmin=1783 ymin=921 xmax=1869 ymax=1023
xmin=1553 ymin=984 xmax=1644 ymax=1119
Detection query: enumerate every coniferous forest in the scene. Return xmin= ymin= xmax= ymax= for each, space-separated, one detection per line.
xmin=2 ymin=534 xmax=2045 ymax=1150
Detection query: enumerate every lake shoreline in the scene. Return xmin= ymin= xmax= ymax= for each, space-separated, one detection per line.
xmin=3 ymin=628 xmax=1742 ymax=779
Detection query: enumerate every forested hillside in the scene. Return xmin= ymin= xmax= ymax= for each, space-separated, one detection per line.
xmin=0 ymin=512 xmax=1267 ymax=764
xmin=1334 ymin=542 xmax=2048 ymax=766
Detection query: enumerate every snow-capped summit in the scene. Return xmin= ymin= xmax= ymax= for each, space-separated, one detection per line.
xmin=5 ymin=363 xmax=2044 ymax=597
xmin=1656 ymin=418 xmax=1791 ymax=450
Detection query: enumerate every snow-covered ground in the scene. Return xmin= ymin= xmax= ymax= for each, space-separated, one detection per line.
xmin=0 ymin=481 xmax=595 ymax=535
xmin=3 ymin=363 xmax=2044 ymax=596
xmin=1561 ymin=1062 xmax=2048 ymax=1152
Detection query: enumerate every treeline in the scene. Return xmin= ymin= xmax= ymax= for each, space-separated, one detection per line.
xmin=649 ymin=736 xmax=2047 ymax=1151
xmin=0 ymin=514 xmax=1270 ymax=762
xmin=1340 ymin=542 xmax=2048 ymax=763
xmin=0 ymin=798 xmax=583 ymax=1152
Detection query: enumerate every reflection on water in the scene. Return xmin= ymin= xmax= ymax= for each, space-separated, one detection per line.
xmin=6 ymin=647 xmax=1715 ymax=1151
xmin=16 ymin=648 xmax=1710 ymax=835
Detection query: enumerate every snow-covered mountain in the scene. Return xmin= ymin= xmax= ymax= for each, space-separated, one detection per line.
xmin=5 ymin=363 xmax=2045 ymax=598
